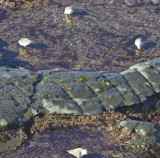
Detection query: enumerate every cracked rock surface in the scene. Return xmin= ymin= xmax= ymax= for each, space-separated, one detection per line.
xmin=0 ymin=57 xmax=160 ymax=127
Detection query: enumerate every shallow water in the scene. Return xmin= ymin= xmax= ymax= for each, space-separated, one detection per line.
xmin=1 ymin=127 xmax=121 ymax=158
xmin=0 ymin=0 xmax=159 ymax=72
xmin=0 ymin=0 xmax=160 ymax=156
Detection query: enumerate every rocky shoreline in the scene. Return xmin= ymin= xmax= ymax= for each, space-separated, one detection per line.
xmin=0 ymin=57 xmax=160 ymax=157
xmin=1 ymin=57 xmax=160 ymax=126
xmin=0 ymin=0 xmax=159 ymax=157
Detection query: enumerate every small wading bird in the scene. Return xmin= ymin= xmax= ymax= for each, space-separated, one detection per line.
xmin=67 ymin=148 xmax=87 ymax=158
xmin=64 ymin=6 xmax=74 ymax=28
xmin=18 ymin=38 xmax=33 ymax=57
xmin=135 ymin=37 xmax=144 ymax=56
xmin=135 ymin=38 xmax=143 ymax=50
xmin=18 ymin=38 xmax=32 ymax=47
xmin=64 ymin=6 xmax=74 ymax=15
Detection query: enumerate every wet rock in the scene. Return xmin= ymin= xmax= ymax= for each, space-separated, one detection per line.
xmin=125 ymin=138 xmax=156 ymax=150
xmin=37 ymin=68 xmax=65 ymax=76
xmin=74 ymin=97 xmax=104 ymax=115
xmin=60 ymin=82 xmax=96 ymax=99
xmin=0 ymin=128 xmax=22 ymax=153
xmin=98 ymin=73 xmax=141 ymax=107
xmin=86 ymin=79 xmax=112 ymax=94
xmin=121 ymin=69 xmax=155 ymax=101
xmin=41 ymin=71 xmax=76 ymax=84
xmin=99 ymin=88 xmax=124 ymax=110
xmin=135 ymin=122 xmax=157 ymax=138
xmin=116 ymin=85 xmax=140 ymax=106
xmin=42 ymin=98 xmax=83 ymax=115
xmin=119 ymin=120 xmax=138 ymax=134
xmin=0 ymin=96 xmax=29 ymax=127
xmin=118 ymin=120 xmax=157 ymax=136
xmin=102 ymin=73 xmax=127 ymax=85
xmin=34 ymin=82 xmax=68 ymax=99
xmin=23 ymin=107 xmax=39 ymax=118
xmin=117 ymin=120 xmax=158 ymax=150
xmin=73 ymin=71 xmax=104 ymax=81
xmin=130 ymin=57 xmax=160 ymax=93
xmin=0 ymin=67 xmax=36 ymax=126
xmin=0 ymin=57 xmax=160 ymax=126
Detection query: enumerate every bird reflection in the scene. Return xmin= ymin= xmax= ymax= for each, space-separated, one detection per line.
xmin=135 ymin=38 xmax=144 ymax=56
xmin=135 ymin=48 xmax=144 ymax=56
xmin=19 ymin=46 xmax=32 ymax=58
xmin=65 ymin=14 xmax=74 ymax=28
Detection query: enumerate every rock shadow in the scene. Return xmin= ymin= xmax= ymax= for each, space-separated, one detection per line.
xmin=30 ymin=43 xmax=49 ymax=49
xmin=73 ymin=10 xmax=88 ymax=16
xmin=48 ymin=61 xmax=70 ymax=69
xmin=83 ymin=153 xmax=103 ymax=158
xmin=0 ymin=9 xmax=8 ymax=22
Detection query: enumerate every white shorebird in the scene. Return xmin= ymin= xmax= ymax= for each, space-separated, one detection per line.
xmin=64 ymin=6 xmax=74 ymax=15
xmin=18 ymin=38 xmax=32 ymax=47
xmin=67 ymin=148 xmax=87 ymax=158
xmin=135 ymin=38 xmax=143 ymax=50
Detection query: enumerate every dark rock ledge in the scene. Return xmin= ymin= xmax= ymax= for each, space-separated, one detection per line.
xmin=0 ymin=57 xmax=160 ymax=154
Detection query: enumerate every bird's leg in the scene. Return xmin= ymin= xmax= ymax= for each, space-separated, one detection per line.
xmin=135 ymin=48 xmax=144 ymax=56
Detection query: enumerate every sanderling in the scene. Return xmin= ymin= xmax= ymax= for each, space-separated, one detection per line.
xmin=135 ymin=38 xmax=143 ymax=50
xmin=64 ymin=6 xmax=74 ymax=15
xmin=18 ymin=38 xmax=32 ymax=47
xmin=67 ymin=148 xmax=87 ymax=158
